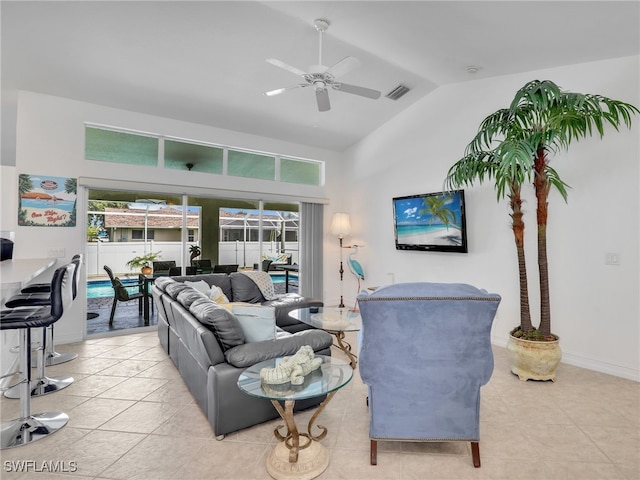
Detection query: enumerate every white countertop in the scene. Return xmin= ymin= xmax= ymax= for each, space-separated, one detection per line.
xmin=1 ymin=257 xmax=57 ymax=308
xmin=0 ymin=257 xmax=57 ymax=289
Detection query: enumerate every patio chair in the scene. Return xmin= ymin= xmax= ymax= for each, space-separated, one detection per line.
xmin=152 ymin=260 xmax=176 ymax=278
xmin=104 ymin=265 xmax=146 ymax=325
xmin=213 ymin=264 xmax=238 ymax=274
xmin=252 ymin=260 xmax=273 ymax=271
xmin=192 ymin=259 xmax=213 ymax=274
xmin=169 ymin=266 xmax=196 ymax=276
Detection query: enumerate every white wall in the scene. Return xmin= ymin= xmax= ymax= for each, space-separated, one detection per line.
xmin=327 ymin=56 xmax=639 ymax=380
xmin=6 ymin=57 xmax=638 ymax=380
xmin=7 ymin=91 xmax=341 ymax=345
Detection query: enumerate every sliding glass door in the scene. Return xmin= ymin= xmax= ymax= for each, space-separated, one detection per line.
xmin=86 ymin=189 xmax=303 ymax=335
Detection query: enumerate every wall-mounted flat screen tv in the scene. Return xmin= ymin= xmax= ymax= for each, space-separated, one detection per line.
xmin=392 ymin=189 xmax=468 ymax=253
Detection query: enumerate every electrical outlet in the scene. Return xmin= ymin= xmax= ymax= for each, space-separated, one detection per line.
xmin=605 ymin=253 xmax=620 ymax=265
xmin=48 ymin=248 xmax=65 ymax=258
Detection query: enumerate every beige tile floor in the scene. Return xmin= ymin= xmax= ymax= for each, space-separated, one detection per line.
xmin=0 ymin=330 xmax=638 ymax=480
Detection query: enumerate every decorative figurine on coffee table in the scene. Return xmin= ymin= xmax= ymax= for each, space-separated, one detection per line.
xmin=260 ymin=345 xmax=322 ymax=385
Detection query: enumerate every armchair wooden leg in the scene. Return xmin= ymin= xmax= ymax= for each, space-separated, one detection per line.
xmin=471 ymin=441 xmax=480 ymax=468
xmin=370 ymin=439 xmax=377 ymax=465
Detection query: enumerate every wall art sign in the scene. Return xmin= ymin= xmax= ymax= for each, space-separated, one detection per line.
xmin=18 ymin=174 xmax=77 ymax=227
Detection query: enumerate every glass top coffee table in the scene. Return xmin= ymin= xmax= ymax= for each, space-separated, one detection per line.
xmin=289 ymin=307 xmax=361 ymax=368
xmin=238 ymin=355 xmax=352 ymax=480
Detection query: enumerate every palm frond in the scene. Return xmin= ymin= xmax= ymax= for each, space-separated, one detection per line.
xmin=544 ymin=166 xmax=570 ymax=202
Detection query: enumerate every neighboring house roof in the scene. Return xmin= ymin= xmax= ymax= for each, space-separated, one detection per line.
xmin=103 ymin=207 xmax=200 ymax=229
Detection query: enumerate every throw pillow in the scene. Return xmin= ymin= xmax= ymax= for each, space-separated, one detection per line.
xmin=113 ymin=277 xmax=132 ymax=299
xmin=184 ymin=280 xmax=211 ymax=296
xmin=232 ymin=305 xmax=276 ymax=343
xmin=209 ymin=285 xmax=229 ymax=304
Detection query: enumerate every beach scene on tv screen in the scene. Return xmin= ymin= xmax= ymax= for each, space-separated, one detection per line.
xmin=395 ymin=193 xmax=464 ymax=246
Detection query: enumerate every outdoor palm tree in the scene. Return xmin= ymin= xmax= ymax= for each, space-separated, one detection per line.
xmin=446 ymin=79 xmax=638 ymax=340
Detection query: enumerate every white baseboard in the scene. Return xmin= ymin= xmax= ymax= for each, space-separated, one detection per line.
xmin=56 ymin=331 xmax=85 ymax=345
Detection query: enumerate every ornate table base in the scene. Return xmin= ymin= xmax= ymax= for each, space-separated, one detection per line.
xmin=333 ymin=331 xmax=357 ymax=369
xmin=267 ymin=440 xmax=328 ymax=480
xmin=267 ymin=391 xmax=336 ymax=480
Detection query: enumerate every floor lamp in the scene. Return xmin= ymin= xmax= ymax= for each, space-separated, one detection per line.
xmin=330 ymin=213 xmax=351 ymax=308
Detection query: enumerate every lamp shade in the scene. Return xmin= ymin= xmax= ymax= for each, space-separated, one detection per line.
xmin=330 ymin=213 xmax=351 ymax=238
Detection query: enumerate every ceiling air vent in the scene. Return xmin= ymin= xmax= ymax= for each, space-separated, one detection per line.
xmin=385 ymin=84 xmax=410 ymax=100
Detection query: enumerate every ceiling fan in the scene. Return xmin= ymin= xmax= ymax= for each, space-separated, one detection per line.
xmin=265 ymin=18 xmax=381 ymax=112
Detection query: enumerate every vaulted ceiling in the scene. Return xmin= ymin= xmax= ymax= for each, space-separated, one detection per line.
xmin=2 ymin=1 xmax=638 ymax=165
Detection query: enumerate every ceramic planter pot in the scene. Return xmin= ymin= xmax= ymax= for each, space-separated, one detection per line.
xmin=141 ymin=266 xmax=152 ymax=275
xmin=506 ymin=333 xmax=562 ymax=382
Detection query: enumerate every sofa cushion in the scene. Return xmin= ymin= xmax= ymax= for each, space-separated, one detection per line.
xmin=189 ymin=297 xmax=245 ymax=350
xmin=154 ymin=276 xmax=175 ymax=292
xmin=229 ymin=272 xmax=266 ymax=303
xmin=232 ymin=305 xmax=276 ymax=342
xmin=262 ymin=253 xmax=291 ymax=265
xmin=165 ymin=282 xmax=192 ymax=299
xmin=224 ymin=329 xmax=333 ymax=368
xmin=176 ymin=287 xmax=208 ymax=308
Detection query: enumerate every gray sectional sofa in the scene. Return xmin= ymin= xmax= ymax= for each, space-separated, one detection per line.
xmin=151 ymin=273 xmax=332 ymax=437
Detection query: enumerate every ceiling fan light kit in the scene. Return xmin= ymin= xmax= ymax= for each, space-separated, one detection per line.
xmin=265 ymin=18 xmax=381 ymax=112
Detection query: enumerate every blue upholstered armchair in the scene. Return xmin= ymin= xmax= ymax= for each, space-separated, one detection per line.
xmin=357 ymin=282 xmax=501 ymax=468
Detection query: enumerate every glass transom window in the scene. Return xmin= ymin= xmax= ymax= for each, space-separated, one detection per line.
xmin=85 ymin=127 xmax=158 ymax=166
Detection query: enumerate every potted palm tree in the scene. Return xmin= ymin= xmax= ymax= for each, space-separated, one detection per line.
xmin=446 ymin=80 xmax=638 ymax=381
xmin=189 ymin=244 xmax=201 ymax=263
xmin=126 ymin=251 xmax=162 ymax=275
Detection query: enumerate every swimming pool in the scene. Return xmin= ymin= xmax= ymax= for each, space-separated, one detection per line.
xmin=86 ymin=279 xmax=141 ymax=298
xmin=86 ymin=273 xmax=298 ymax=298
xmin=270 ymin=273 xmax=298 ymax=284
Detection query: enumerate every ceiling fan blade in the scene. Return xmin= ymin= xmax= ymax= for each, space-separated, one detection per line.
xmin=265 ymin=58 xmax=307 ymax=77
xmin=333 ymin=82 xmax=381 ymax=99
xmin=325 ymin=56 xmax=361 ymax=78
xmin=264 ymin=84 xmax=306 ymax=97
xmin=315 ymin=88 xmax=330 ymax=112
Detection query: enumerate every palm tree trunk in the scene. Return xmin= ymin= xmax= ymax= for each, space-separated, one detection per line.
xmin=537 ymin=225 xmax=551 ymax=337
xmin=510 ymin=185 xmax=532 ymax=333
xmin=534 ymin=149 xmax=552 ymax=338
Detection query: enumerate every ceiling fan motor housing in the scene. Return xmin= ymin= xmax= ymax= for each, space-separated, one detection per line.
xmin=314 ymin=19 xmax=329 ymax=32
xmin=308 ymin=64 xmax=328 ymax=74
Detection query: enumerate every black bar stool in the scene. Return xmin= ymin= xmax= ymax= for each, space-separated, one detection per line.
xmin=4 ymin=263 xmax=78 ymax=398
xmin=4 ymin=259 xmax=77 ymax=398
xmin=0 ymin=263 xmax=74 ymax=448
xmin=15 ymin=254 xmax=82 ymax=366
